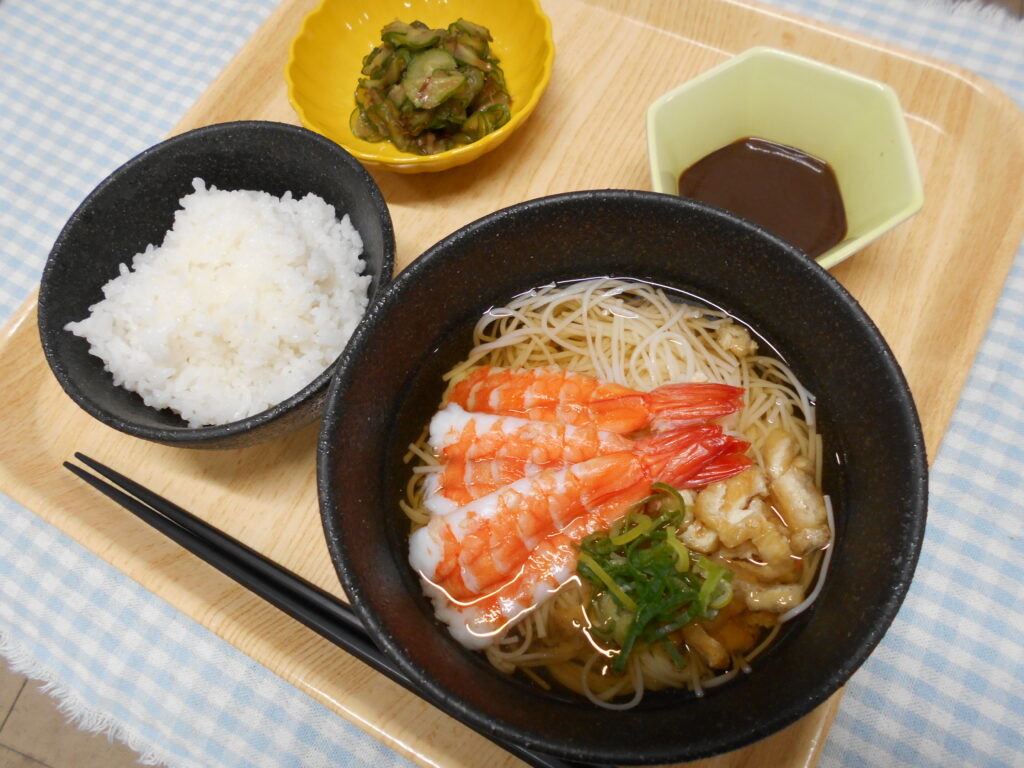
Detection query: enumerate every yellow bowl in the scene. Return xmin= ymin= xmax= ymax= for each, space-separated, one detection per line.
xmin=286 ymin=0 xmax=555 ymax=173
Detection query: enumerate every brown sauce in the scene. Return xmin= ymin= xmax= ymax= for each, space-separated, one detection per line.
xmin=678 ymin=137 xmax=847 ymax=259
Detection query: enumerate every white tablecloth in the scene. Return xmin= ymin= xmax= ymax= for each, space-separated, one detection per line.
xmin=1 ymin=1 xmax=1021 ymax=766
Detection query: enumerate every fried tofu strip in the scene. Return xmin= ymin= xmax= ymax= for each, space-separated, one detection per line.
xmin=762 ymin=429 xmax=830 ymax=554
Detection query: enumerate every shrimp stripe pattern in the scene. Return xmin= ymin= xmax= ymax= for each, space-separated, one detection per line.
xmin=447 ymin=366 xmax=744 ymax=434
xmin=423 ymin=457 xmax=555 ymax=515
xmin=423 ymin=403 xmax=636 ymax=513
xmin=429 ymin=403 xmax=633 ymax=463
xmin=410 ymin=426 xmax=747 ymax=600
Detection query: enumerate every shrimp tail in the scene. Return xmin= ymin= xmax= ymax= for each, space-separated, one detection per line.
xmin=681 ymin=451 xmax=754 ymax=488
xmin=635 ymin=425 xmax=747 ymax=487
xmin=647 ymin=382 xmax=745 ymax=430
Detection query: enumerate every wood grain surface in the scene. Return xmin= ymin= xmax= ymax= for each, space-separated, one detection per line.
xmin=1 ymin=0 xmax=1022 ymax=767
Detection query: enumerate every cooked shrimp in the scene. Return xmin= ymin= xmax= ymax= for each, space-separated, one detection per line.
xmin=424 ymin=457 xmax=549 ymax=514
xmin=426 ymin=497 xmax=641 ymax=649
xmin=430 ymin=403 xmax=633 ymax=463
xmin=410 ymin=425 xmax=747 ymax=601
xmin=426 ymin=447 xmax=748 ymax=513
xmin=423 ymin=404 xmax=634 ymax=514
xmin=447 ymin=366 xmax=744 ymax=434
xmin=680 ymin=441 xmax=753 ymax=488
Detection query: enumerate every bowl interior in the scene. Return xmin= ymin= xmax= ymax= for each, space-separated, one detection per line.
xmin=287 ymin=0 xmax=554 ymax=172
xmin=38 ymin=121 xmax=394 ymax=447
xmin=647 ymin=47 xmax=924 ymax=268
xmin=318 ymin=190 xmax=926 ymax=763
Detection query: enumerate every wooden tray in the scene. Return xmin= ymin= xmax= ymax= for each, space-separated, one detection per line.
xmin=2 ymin=0 xmax=1022 ymax=765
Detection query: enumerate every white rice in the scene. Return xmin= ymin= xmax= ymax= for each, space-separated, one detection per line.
xmin=65 ymin=178 xmax=371 ymax=427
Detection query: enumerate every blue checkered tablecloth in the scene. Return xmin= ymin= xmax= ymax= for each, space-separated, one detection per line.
xmin=1 ymin=1 xmax=1021 ymax=767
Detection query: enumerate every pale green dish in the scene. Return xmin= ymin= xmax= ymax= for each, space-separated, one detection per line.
xmin=646 ymin=47 xmax=924 ymax=269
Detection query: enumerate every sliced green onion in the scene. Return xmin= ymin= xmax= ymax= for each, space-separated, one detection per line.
xmin=664 ymin=525 xmax=690 ymax=572
xmin=708 ymin=579 xmax=733 ymax=610
xmin=661 ymin=637 xmax=688 ymax=670
xmin=579 ymin=550 xmax=637 ymax=612
xmin=652 ymin=481 xmax=692 ymax=524
xmin=697 ymin=557 xmax=728 ymax=611
xmin=651 ymin=607 xmax=697 ymax=638
xmin=609 ymin=513 xmax=654 ymax=546
xmin=651 ymin=482 xmax=685 ymax=512
xmin=575 ymin=482 xmax=733 ymax=671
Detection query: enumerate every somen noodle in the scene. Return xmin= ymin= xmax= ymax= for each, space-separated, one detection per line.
xmin=403 ymin=278 xmax=832 ymax=708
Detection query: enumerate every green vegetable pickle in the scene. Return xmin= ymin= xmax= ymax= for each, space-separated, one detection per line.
xmin=350 ymin=19 xmax=512 ymax=155
xmin=576 ymin=483 xmax=734 ymax=673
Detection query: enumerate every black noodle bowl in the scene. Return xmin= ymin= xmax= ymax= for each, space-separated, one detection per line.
xmin=316 ymin=190 xmax=926 ymax=764
xmin=401 ymin=276 xmax=840 ymax=708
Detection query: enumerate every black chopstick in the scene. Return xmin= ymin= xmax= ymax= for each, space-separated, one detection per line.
xmin=64 ymin=453 xmax=601 ymax=768
xmin=69 ymin=453 xmax=368 ymax=637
